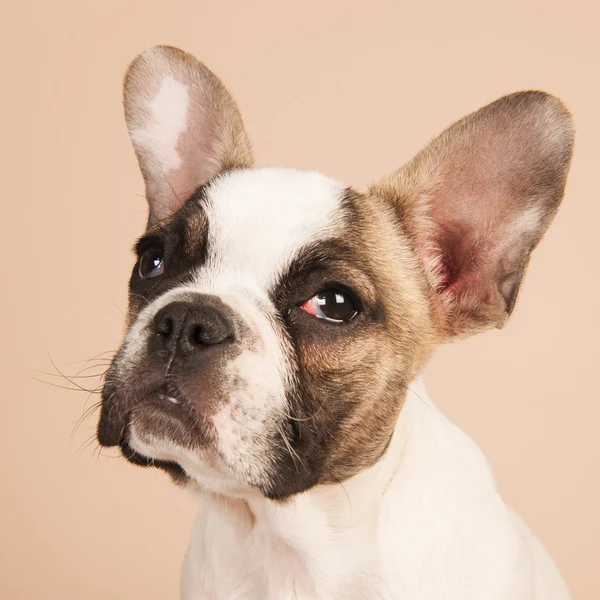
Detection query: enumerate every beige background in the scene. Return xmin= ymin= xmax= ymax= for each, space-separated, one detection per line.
xmin=2 ymin=0 xmax=598 ymax=598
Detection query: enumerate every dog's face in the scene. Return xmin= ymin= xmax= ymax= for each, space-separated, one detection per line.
xmin=98 ymin=46 xmax=573 ymax=500
xmin=101 ymin=170 xmax=431 ymax=499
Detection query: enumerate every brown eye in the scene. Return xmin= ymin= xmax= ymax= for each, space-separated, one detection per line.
xmin=301 ymin=289 xmax=358 ymax=322
xmin=138 ymin=247 xmax=164 ymax=279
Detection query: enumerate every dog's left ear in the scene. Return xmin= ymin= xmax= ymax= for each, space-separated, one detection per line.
xmin=123 ymin=46 xmax=253 ymax=224
xmin=371 ymin=91 xmax=574 ymax=337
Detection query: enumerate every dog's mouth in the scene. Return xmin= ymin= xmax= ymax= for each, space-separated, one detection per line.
xmin=118 ymin=438 xmax=188 ymax=483
xmin=98 ymin=380 xmax=203 ymax=485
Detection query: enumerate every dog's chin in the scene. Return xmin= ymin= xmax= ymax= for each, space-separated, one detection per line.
xmin=119 ymin=440 xmax=189 ymax=485
xmin=125 ymin=420 xmax=261 ymax=498
xmin=99 ymin=384 xmax=270 ymax=497
xmin=100 ymin=386 xmax=210 ymax=488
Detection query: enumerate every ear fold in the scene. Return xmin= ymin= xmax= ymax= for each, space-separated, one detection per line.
xmin=123 ymin=46 xmax=253 ymax=223
xmin=371 ymin=91 xmax=574 ymax=337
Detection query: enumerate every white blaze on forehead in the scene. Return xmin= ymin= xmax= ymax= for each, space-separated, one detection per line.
xmin=198 ymin=168 xmax=346 ymax=296
xmin=129 ymin=75 xmax=189 ymax=173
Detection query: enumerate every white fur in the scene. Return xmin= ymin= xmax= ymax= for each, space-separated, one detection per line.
xmin=199 ymin=168 xmax=345 ymax=294
xmin=180 ymin=379 xmax=571 ymax=600
xmin=511 ymin=205 xmax=544 ymax=237
xmin=500 ymin=205 xmax=545 ymax=256
xmin=130 ymin=75 xmax=189 ymax=174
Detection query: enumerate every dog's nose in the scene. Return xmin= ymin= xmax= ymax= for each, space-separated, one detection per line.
xmin=150 ymin=297 xmax=236 ymax=357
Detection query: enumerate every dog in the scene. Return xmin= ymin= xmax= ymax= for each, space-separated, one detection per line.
xmin=97 ymin=45 xmax=574 ymax=600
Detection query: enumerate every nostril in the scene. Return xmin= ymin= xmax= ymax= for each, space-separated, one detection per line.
xmin=154 ymin=314 xmax=173 ymax=337
xmin=160 ymin=318 xmax=173 ymax=336
xmin=151 ymin=300 xmax=236 ymax=356
xmin=191 ymin=325 xmax=203 ymax=345
xmin=187 ymin=320 xmax=233 ymax=346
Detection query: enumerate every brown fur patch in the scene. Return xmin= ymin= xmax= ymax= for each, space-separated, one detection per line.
xmin=274 ymin=189 xmax=438 ymax=490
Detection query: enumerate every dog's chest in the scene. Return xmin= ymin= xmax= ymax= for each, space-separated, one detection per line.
xmin=178 ymin=390 xmax=553 ymax=600
xmin=180 ymin=496 xmax=389 ymax=600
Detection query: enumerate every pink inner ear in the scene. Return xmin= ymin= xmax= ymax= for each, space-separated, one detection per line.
xmin=421 ymin=179 xmax=553 ymax=332
xmin=426 ymin=209 xmax=484 ymax=295
xmin=390 ymin=92 xmax=574 ymax=334
xmin=427 ymin=193 xmax=529 ymax=327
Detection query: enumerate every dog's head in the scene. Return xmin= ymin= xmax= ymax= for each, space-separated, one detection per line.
xmin=98 ymin=46 xmax=574 ymax=500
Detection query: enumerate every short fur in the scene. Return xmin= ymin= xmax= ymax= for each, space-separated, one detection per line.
xmin=97 ymin=46 xmax=574 ymax=599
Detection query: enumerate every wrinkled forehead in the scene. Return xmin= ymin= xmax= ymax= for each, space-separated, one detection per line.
xmin=197 ymin=168 xmax=346 ymax=296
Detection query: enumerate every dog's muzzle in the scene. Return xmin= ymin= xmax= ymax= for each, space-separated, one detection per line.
xmin=97 ymin=293 xmax=241 ymax=461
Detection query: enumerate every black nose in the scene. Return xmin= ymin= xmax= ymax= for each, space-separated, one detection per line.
xmin=150 ymin=297 xmax=236 ymax=357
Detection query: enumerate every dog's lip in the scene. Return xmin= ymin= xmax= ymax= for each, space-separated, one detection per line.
xmin=156 ymin=382 xmax=188 ymax=405
xmin=119 ymin=439 xmax=151 ymax=466
xmin=138 ymin=383 xmax=188 ymax=416
xmin=113 ymin=385 xmax=198 ymax=480
xmin=119 ymin=439 xmax=187 ymax=480
xmin=98 ymin=385 xmax=184 ymax=448
xmin=116 ymin=386 xmax=188 ymax=454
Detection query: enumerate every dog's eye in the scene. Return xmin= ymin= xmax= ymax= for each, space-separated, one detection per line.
xmin=301 ymin=289 xmax=358 ymax=323
xmin=138 ymin=247 xmax=164 ymax=279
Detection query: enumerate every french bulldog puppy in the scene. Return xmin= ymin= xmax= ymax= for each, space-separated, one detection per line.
xmin=98 ymin=46 xmax=574 ymax=600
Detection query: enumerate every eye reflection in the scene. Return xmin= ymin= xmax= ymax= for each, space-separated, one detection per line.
xmin=302 ymin=289 xmax=358 ymax=322
xmin=139 ymin=247 xmax=165 ymax=279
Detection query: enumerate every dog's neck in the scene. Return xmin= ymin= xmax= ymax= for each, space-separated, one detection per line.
xmin=184 ymin=379 xmax=429 ymax=598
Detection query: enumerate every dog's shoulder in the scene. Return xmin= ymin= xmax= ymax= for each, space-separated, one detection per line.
xmin=380 ymin=384 xmax=536 ymax=598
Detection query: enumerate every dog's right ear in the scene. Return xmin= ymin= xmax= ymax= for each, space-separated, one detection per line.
xmin=123 ymin=46 xmax=253 ymax=224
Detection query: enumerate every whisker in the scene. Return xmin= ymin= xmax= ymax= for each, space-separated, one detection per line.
xmin=45 ymin=353 xmax=105 ymax=394
xmin=129 ymin=291 xmax=152 ymax=307
xmin=76 ymin=362 xmax=113 ymax=376
xmin=93 ymin=444 xmax=105 ymax=460
xmin=327 ymin=470 xmax=353 ymax=520
xmin=97 ymin=448 xmax=121 ymax=459
xmin=109 ymin=292 xmax=125 ymax=317
xmin=36 ymin=355 xmax=111 ymax=452
xmin=285 ymin=401 xmax=324 ymax=422
xmin=31 ymin=377 xmax=100 ymax=394
xmin=276 ymin=424 xmax=307 ymax=474
xmin=36 ymin=370 xmax=106 ymax=380
xmin=71 ymin=399 xmax=103 ymax=443
xmin=78 ymin=432 xmax=99 ymax=454
xmin=65 ymin=350 xmax=116 ymax=367
xmin=407 ymin=385 xmax=438 ymax=412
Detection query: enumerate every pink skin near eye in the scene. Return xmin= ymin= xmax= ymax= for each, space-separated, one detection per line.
xmin=301 ymin=296 xmax=321 ymax=317
xmin=301 ymin=293 xmax=346 ymax=320
xmin=301 ymin=291 xmax=355 ymax=322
